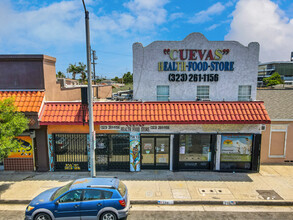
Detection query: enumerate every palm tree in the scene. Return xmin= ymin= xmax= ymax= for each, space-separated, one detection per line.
xmin=56 ymin=71 xmax=66 ymax=78
xmin=67 ymin=64 xmax=78 ymax=80
xmin=77 ymin=62 xmax=87 ymax=83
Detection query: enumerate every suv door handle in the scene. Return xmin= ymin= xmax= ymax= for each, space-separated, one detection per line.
xmin=97 ymin=203 xmax=102 ymax=206
xmin=74 ymin=204 xmax=79 ymax=208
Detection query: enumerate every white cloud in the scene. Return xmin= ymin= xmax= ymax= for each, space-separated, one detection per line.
xmin=206 ymin=23 xmax=221 ymax=31
xmin=225 ymin=0 xmax=293 ymax=62
xmin=0 ymin=0 xmax=170 ymax=52
xmin=205 ymin=19 xmax=231 ymax=31
xmin=169 ymin=12 xmax=184 ymax=21
xmin=123 ymin=0 xmax=169 ymax=30
xmin=189 ymin=2 xmax=226 ymax=24
xmin=0 ymin=0 xmax=84 ymax=51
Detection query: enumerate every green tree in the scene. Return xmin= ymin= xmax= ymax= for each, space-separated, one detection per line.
xmin=112 ymin=76 xmax=120 ymax=82
xmin=0 ymin=98 xmax=29 ymax=160
xmin=66 ymin=63 xmax=88 ymax=83
xmin=122 ymin=72 xmax=133 ymax=84
xmin=263 ymin=72 xmax=284 ymax=87
xmin=56 ymin=71 xmax=66 ymax=78
xmin=67 ymin=63 xmax=78 ymax=80
xmin=77 ymin=62 xmax=87 ymax=83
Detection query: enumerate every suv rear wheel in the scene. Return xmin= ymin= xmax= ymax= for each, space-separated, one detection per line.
xmin=100 ymin=211 xmax=117 ymax=220
xmin=34 ymin=213 xmax=52 ymax=220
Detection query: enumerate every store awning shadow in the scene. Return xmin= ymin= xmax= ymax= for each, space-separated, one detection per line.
xmin=95 ymin=170 xmax=254 ymax=182
xmin=0 ymin=170 xmax=253 ymax=182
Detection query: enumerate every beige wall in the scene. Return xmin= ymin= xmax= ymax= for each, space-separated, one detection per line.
xmin=98 ymin=86 xmax=112 ymax=99
xmin=43 ymin=56 xmax=82 ymax=101
xmin=43 ymin=56 xmax=112 ymax=101
xmin=260 ymin=121 xmax=293 ymax=163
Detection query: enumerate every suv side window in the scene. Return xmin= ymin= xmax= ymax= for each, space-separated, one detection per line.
xmin=83 ymin=189 xmax=103 ymax=201
xmin=83 ymin=189 xmax=113 ymax=201
xmin=59 ymin=190 xmax=82 ymax=203
xmin=103 ymin=190 xmax=113 ymax=199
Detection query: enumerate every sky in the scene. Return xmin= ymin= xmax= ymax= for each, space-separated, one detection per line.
xmin=0 ymin=0 xmax=293 ymax=79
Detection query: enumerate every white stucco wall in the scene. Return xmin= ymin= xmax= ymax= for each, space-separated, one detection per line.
xmin=133 ymin=33 xmax=259 ymax=101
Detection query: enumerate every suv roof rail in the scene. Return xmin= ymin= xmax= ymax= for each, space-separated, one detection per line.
xmin=94 ymin=176 xmax=118 ymax=179
xmin=87 ymin=185 xmax=115 ymax=189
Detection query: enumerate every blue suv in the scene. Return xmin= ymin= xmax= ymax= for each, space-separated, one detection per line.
xmin=25 ymin=177 xmax=129 ymax=220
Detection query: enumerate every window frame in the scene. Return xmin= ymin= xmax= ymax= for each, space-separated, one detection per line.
xmin=157 ymin=85 xmax=169 ymax=101
xmin=268 ymin=124 xmax=288 ymax=158
xmin=238 ymin=85 xmax=252 ymax=101
xmin=196 ymin=85 xmax=210 ymax=100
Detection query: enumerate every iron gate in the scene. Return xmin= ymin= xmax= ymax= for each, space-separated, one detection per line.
xmin=53 ymin=134 xmax=88 ymax=171
xmin=95 ymin=134 xmax=130 ymax=171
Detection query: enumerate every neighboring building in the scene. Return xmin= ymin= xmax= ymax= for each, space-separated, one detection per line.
xmin=258 ymin=61 xmax=293 ymax=87
xmin=257 ymin=89 xmax=293 ymax=164
xmin=38 ymin=33 xmax=270 ymax=173
xmin=0 ymin=55 xmax=112 ymax=171
xmin=0 ymin=91 xmax=46 ymax=171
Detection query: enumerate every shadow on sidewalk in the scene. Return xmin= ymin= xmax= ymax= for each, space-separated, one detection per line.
xmin=0 ymin=170 xmax=253 ymax=182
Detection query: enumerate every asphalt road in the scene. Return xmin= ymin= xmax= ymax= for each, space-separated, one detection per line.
xmin=1 ymin=209 xmax=293 ymax=220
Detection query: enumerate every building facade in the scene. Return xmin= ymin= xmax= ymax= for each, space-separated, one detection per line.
xmin=0 ymin=55 xmax=111 ymax=171
xmin=133 ymin=33 xmax=259 ymax=102
xmin=258 ymin=61 xmax=293 ymax=86
xmin=38 ymin=33 xmax=270 ymax=173
xmin=257 ymin=89 xmax=293 ymax=164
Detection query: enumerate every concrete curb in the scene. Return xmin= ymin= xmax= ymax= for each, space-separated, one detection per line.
xmin=0 ymin=200 xmax=30 ymax=205
xmin=131 ymin=200 xmax=293 ymax=206
xmin=1 ymin=199 xmax=293 ymax=206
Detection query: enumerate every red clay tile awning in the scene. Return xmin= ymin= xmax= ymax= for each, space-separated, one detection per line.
xmin=39 ymin=101 xmax=270 ymax=125
xmin=0 ymin=91 xmax=44 ymax=113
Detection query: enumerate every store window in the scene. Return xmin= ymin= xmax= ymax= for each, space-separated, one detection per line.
xmin=220 ymin=134 xmax=253 ymax=170
xmin=197 ymin=86 xmax=209 ymax=100
xmin=238 ymin=85 xmax=251 ymax=101
xmin=179 ymin=134 xmax=212 ymax=162
xmin=157 ymin=85 xmax=169 ymax=101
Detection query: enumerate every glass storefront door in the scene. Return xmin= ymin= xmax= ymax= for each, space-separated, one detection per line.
xmin=141 ymin=137 xmax=169 ymax=169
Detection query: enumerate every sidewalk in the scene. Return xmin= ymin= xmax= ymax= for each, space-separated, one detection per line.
xmin=0 ymin=165 xmax=293 ymax=206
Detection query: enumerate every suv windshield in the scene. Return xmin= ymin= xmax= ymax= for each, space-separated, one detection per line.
xmin=117 ymin=181 xmax=126 ymax=197
xmin=51 ymin=181 xmax=74 ymax=201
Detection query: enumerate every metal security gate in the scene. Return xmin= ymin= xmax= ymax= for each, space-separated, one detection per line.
xmin=96 ymin=134 xmax=130 ymax=171
xmin=53 ymin=134 xmax=88 ymax=171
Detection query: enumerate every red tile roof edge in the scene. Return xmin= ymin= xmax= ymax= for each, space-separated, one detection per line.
xmin=44 ymin=101 xmax=266 ymax=104
xmin=39 ymin=101 xmax=271 ymax=125
xmin=0 ymin=91 xmax=45 ymax=113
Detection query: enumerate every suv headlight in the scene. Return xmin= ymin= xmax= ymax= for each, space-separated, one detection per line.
xmin=26 ymin=206 xmax=35 ymax=211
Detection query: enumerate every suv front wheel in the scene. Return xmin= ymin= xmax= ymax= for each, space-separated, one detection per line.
xmin=34 ymin=213 xmax=52 ymax=220
xmin=100 ymin=211 xmax=117 ymax=220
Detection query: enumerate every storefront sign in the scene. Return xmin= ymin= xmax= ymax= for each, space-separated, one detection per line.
xmin=64 ymin=163 xmax=81 ymax=170
xmin=220 ymin=135 xmax=252 ymax=162
xmin=158 ymin=48 xmax=234 ymax=83
xmin=8 ymin=136 xmax=33 ymax=158
xmin=100 ymin=125 xmax=170 ymax=132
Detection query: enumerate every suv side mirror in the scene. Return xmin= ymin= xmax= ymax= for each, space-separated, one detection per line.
xmin=54 ymin=201 xmax=59 ymax=205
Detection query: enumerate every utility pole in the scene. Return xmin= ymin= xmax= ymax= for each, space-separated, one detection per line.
xmin=91 ymin=50 xmax=98 ymax=84
xmin=82 ymin=0 xmax=96 ymax=177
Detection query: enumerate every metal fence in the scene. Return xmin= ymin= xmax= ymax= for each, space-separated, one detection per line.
xmin=53 ymin=134 xmax=88 ymax=171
